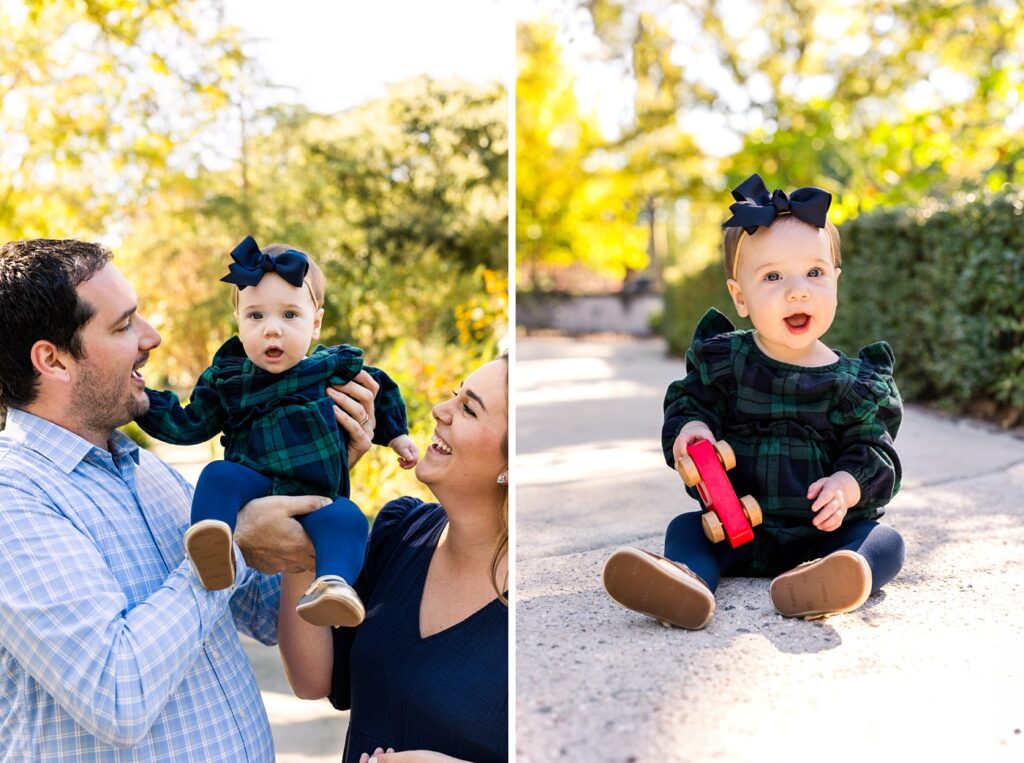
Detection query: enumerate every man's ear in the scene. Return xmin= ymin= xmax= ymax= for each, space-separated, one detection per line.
xmin=311 ymin=307 xmax=325 ymax=340
xmin=29 ymin=340 xmax=72 ymax=385
xmin=727 ymin=279 xmax=749 ymax=318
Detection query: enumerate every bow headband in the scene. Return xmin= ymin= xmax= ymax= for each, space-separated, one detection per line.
xmin=723 ymin=174 xmax=832 ymax=278
xmin=220 ymin=236 xmax=310 ymax=291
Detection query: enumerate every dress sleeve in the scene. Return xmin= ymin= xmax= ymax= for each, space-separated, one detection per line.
xmin=661 ymin=309 xmax=737 ymax=467
xmin=831 ymin=341 xmax=903 ymax=510
xmin=328 ymin=496 xmax=420 ymax=711
xmin=363 ymin=366 xmax=410 ymax=446
xmin=136 ymin=364 xmax=228 ymax=445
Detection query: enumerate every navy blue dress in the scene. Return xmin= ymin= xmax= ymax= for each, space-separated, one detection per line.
xmin=330 ymin=497 xmax=508 ymax=762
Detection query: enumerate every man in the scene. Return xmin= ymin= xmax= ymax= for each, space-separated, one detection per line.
xmin=0 ymin=239 xmax=377 ymax=760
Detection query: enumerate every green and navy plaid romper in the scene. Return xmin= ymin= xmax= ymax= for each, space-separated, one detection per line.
xmin=662 ymin=308 xmax=902 ymax=575
xmin=138 ymin=336 xmax=409 ymax=499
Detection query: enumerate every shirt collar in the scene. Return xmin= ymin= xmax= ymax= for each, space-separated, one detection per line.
xmin=4 ymin=408 xmax=141 ymax=473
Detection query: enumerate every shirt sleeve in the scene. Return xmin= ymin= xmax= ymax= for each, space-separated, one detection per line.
xmin=228 ymin=567 xmax=282 ymax=646
xmin=0 ymin=481 xmax=243 ymax=748
xmin=661 ymin=310 xmax=737 ymax=467
xmin=160 ymin=460 xmax=282 ymax=645
xmin=363 ymin=366 xmax=410 ymax=446
xmin=832 ymin=343 xmax=903 ymax=510
xmin=136 ymin=365 xmax=228 ymax=445
xmin=328 ymin=497 xmax=418 ymax=711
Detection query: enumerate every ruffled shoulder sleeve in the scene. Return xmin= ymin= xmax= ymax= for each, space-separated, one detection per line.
xmin=316 ymin=343 xmax=365 ymax=386
xmin=208 ymin=336 xmax=248 ymax=381
xmin=832 ymin=341 xmax=901 ymax=436
xmin=661 ymin=308 xmax=740 ymax=466
xmin=685 ymin=308 xmax=740 ymax=385
xmin=832 ymin=341 xmax=903 ymax=510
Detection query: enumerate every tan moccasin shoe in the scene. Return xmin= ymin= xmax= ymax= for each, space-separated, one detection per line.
xmin=770 ymin=550 xmax=872 ymax=619
xmin=602 ymin=547 xmax=715 ymax=630
xmin=184 ymin=519 xmax=235 ymax=591
xmin=296 ymin=575 xmax=366 ymax=628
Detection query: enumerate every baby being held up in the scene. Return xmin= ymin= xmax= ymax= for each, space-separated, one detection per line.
xmin=138 ymin=236 xmax=418 ymax=628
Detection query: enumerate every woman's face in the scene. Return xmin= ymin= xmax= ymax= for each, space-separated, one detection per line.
xmin=415 ymin=359 xmax=508 ymax=497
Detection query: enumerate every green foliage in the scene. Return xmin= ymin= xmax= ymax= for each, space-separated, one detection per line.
xmin=520 ymin=1 xmax=1024 ymax=287
xmin=661 ymin=187 xmax=1024 ymax=424
xmin=826 ymin=188 xmax=1024 ymax=421
xmin=516 ymin=20 xmax=649 ymax=288
xmin=0 ymin=0 xmax=244 ymax=241
xmin=661 ymin=261 xmax=746 ymax=356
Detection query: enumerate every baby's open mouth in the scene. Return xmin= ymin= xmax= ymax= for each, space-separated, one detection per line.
xmin=784 ymin=313 xmax=811 ymax=333
xmin=265 ymin=348 xmax=284 ymax=360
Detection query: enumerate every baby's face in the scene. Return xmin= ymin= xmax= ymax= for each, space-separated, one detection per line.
xmin=235 ymin=272 xmax=323 ymax=374
xmin=727 ymin=216 xmax=840 ymax=364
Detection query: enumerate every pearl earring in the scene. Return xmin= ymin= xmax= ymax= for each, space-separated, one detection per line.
xmin=497 ymin=474 xmax=507 ymax=485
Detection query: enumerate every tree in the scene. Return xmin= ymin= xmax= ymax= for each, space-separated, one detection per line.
xmin=0 ymin=0 xmax=244 ymax=241
xmin=516 ymin=20 xmax=648 ymax=290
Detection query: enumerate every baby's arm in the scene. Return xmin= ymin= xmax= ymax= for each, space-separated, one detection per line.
xmin=137 ymin=365 xmax=228 ymax=445
xmin=389 ymin=435 xmax=419 ymax=469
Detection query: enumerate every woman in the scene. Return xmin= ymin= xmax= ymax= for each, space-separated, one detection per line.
xmin=278 ymin=356 xmax=509 ymax=763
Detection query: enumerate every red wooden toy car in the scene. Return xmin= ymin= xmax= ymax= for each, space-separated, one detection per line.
xmin=676 ymin=439 xmax=762 ymax=548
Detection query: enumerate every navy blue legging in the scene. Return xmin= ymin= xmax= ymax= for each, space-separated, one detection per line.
xmin=664 ymin=511 xmax=905 ymax=594
xmin=194 ymin=460 xmax=369 ymax=581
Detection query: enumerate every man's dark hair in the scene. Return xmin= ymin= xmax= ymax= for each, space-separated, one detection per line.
xmin=0 ymin=239 xmax=112 ymax=409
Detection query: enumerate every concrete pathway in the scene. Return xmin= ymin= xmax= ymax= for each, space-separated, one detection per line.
xmin=516 ymin=335 xmax=1024 ymax=763
xmin=155 ymin=443 xmax=347 ymax=763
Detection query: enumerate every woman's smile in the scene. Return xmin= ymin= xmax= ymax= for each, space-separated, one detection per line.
xmin=429 ymin=433 xmax=453 ymax=456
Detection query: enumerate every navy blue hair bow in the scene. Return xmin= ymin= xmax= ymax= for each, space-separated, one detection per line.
xmin=220 ymin=236 xmax=309 ymax=289
xmin=722 ymin=174 xmax=832 ymax=235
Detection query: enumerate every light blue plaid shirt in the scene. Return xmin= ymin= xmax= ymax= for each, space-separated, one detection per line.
xmin=0 ymin=408 xmax=281 ymax=761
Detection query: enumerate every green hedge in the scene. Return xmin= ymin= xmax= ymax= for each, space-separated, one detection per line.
xmin=661 ymin=188 xmax=1024 ymax=421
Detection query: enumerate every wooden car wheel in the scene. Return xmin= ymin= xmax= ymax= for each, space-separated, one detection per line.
xmin=713 ymin=440 xmax=736 ymax=471
xmin=676 ymin=455 xmax=701 ymax=487
xmin=740 ymin=495 xmax=763 ymax=527
xmin=701 ymin=512 xmax=725 ymax=544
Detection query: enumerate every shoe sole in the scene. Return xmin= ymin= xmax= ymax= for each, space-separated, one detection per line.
xmin=770 ymin=550 xmax=872 ymax=619
xmin=602 ymin=547 xmax=714 ymax=630
xmin=296 ymin=594 xmax=366 ymax=628
xmin=185 ymin=520 xmax=235 ymax=591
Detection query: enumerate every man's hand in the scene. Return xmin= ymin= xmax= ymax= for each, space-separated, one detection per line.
xmin=235 ymin=495 xmax=328 ymax=574
xmin=328 ymin=369 xmax=380 ymax=468
xmin=808 ymin=471 xmax=861 ymax=532
xmin=672 ymin=421 xmax=715 ymax=464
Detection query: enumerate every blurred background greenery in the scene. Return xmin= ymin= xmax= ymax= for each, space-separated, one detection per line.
xmin=1 ymin=0 xmax=508 ymax=513
xmin=517 ymin=0 xmax=1024 ymax=423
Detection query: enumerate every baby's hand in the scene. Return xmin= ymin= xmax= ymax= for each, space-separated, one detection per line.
xmin=808 ymin=471 xmax=861 ymax=531
xmin=390 ymin=435 xmax=419 ymax=470
xmin=673 ymin=421 xmax=715 ymax=464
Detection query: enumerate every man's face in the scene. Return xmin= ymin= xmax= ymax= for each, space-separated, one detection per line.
xmin=71 ymin=264 xmax=161 ymax=436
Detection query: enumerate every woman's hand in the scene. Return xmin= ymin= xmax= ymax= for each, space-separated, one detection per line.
xmin=808 ymin=471 xmax=861 ymax=531
xmin=672 ymin=420 xmax=715 ymax=463
xmin=359 ymin=749 xmax=466 ymax=763
xmin=328 ymin=370 xmax=380 ymax=467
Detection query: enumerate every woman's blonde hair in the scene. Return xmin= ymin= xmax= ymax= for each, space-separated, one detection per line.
xmin=230 ymin=243 xmax=326 ymax=311
xmin=491 ymin=351 xmax=509 ymax=606
xmin=723 ymin=217 xmax=842 ymax=280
